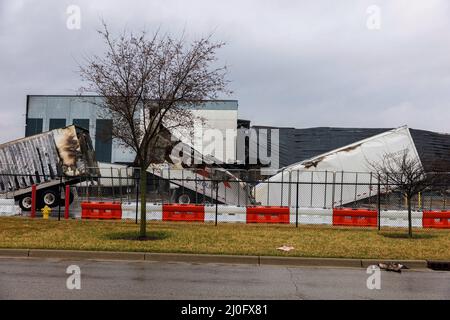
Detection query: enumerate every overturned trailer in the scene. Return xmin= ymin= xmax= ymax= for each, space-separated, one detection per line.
xmin=254 ymin=126 xmax=423 ymax=208
xmin=140 ymin=122 xmax=253 ymax=206
xmin=149 ymin=164 xmax=251 ymax=206
xmin=0 ymin=125 xmax=99 ymax=210
xmin=91 ymin=123 xmax=253 ymax=206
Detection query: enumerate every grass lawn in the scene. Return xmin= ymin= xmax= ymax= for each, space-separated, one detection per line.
xmin=0 ymin=217 xmax=449 ymax=260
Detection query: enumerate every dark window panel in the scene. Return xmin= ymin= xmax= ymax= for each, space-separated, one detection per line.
xmin=95 ymin=119 xmax=112 ymax=163
xmin=49 ymin=119 xmax=66 ymax=130
xmin=25 ymin=118 xmax=43 ymax=137
xmin=73 ymin=119 xmax=90 ymax=131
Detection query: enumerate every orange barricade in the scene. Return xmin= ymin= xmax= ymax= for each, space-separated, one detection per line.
xmin=81 ymin=202 xmax=122 ymax=220
xmin=333 ymin=208 xmax=377 ymax=227
xmin=162 ymin=204 xmax=205 ymax=222
xmin=246 ymin=206 xmax=290 ymax=224
xmin=423 ymin=211 xmax=450 ymax=229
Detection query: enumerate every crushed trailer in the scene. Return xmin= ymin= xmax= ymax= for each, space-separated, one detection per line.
xmin=254 ymin=126 xmax=423 ymax=208
xmin=0 ymin=125 xmax=99 ymax=210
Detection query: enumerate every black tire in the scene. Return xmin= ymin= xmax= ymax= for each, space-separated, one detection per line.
xmin=18 ymin=194 xmax=33 ymax=211
xmin=40 ymin=189 xmax=60 ymax=208
xmin=177 ymin=192 xmax=192 ymax=204
xmin=172 ymin=188 xmax=216 ymax=204
xmin=172 ymin=188 xmax=194 ymax=204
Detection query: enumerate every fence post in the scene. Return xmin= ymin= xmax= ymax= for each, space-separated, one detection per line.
xmin=288 ymin=171 xmax=292 ymax=208
xmin=368 ymin=172 xmax=373 ymax=208
xmin=377 ymin=175 xmax=381 ymax=231
xmin=310 ymin=171 xmax=314 ymax=207
xmin=135 ymin=170 xmax=139 ymax=225
xmin=280 ymin=169 xmax=284 ymax=207
xmin=64 ymin=185 xmax=70 ymax=219
xmin=215 ymin=181 xmax=219 ymax=227
xmin=195 ymin=172 xmax=198 ymax=204
xmin=295 ymin=174 xmax=299 ymax=228
xmin=331 ymin=171 xmax=336 ymax=209
xmin=58 ymin=176 xmax=62 ymax=221
xmin=111 ymin=167 xmax=115 ymax=200
xmin=386 ymin=173 xmax=390 ymax=208
xmin=323 ymin=170 xmax=328 ymax=209
xmin=31 ymin=184 xmax=36 ymax=218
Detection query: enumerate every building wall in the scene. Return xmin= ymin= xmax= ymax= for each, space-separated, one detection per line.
xmin=26 ymin=95 xmax=238 ymax=164
xmin=252 ymin=126 xmax=450 ymax=172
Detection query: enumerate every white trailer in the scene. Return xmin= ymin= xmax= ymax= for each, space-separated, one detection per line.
xmin=148 ymin=164 xmax=251 ymax=206
xmin=254 ymin=126 xmax=423 ymax=208
xmin=89 ymin=155 xmax=252 ymax=206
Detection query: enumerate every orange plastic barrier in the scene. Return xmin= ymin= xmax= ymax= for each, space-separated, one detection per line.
xmin=246 ymin=206 xmax=290 ymax=224
xmin=333 ymin=208 xmax=377 ymax=227
xmin=81 ymin=202 xmax=122 ymax=220
xmin=423 ymin=211 xmax=450 ymax=229
xmin=162 ymin=204 xmax=205 ymax=222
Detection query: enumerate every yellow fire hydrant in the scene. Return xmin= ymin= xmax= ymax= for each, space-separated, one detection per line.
xmin=41 ymin=205 xmax=51 ymax=220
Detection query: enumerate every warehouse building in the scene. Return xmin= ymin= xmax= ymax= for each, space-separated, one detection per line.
xmin=25 ymin=95 xmax=239 ymax=164
xmin=25 ymin=95 xmax=449 ymax=173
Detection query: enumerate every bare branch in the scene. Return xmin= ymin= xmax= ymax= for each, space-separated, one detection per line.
xmin=79 ymin=22 xmax=230 ymax=169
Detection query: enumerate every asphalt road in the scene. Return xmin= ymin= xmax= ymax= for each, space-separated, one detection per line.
xmin=0 ymin=257 xmax=449 ymax=300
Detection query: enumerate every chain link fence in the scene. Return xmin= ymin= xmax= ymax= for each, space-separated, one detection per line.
xmin=0 ymin=168 xmax=449 ymax=229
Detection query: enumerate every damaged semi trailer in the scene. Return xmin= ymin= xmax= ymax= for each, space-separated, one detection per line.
xmin=254 ymin=126 xmax=423 ymax=208
xmin=0 ymin=125 xmax=99 ymax=211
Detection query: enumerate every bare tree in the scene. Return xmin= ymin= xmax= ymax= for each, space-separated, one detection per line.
xmin=370 ymin=150 xmax=434 ymax=238
xmin=79 ymin=22 xmax=230 ymax=238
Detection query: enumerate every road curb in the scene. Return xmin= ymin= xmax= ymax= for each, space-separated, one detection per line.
xmin=427 ymin=260 xmax=450 ymax=271
xmin=361 ymin=259 xmax=428 ymax=269
xmin=260 ymin=256 xmax=362 ymax=268
xmin=0 ymin=248 xmax=30 ymax=257
xmin=145 ymin=253 xmax=259 ymax=265
xmin=28 ymin=249 xmax=145 ymax=261
xmin=0 ymin=248 xmax=435 ymax=270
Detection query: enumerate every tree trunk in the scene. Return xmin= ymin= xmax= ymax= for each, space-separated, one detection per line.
xmin=139 ymin=165 xmax=147 ymax=237
xmin=407 ymin=196 xmax=413 ymax=238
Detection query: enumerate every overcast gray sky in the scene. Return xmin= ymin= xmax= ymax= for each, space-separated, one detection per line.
xmin=1 ymin=0 xmax=449 ymax=143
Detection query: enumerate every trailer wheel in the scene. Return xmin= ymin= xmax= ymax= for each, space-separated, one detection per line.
xmin=18 ymin=195 xmax=33 ymax=211
xmin=41 ymin=189 xmax=59 ymax=208
xmin=172 ymin=188 xmax=194 ymax=204
xmin=172 ymin=188 xmax=216 ymax=205
xmin=177 ymin=193 xmax=192 ymax=204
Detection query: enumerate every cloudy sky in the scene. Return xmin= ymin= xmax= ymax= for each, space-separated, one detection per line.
xmin=1 ymin=0 xmax=449 ymax=143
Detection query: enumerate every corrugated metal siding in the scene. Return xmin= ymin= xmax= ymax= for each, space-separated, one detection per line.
xmin=0 ymin=126 xmax=99 ymax=193
xmin=410 ymin=129 xmax=450 ymax=172
xmin=0 ymin=131 xmax=60 ymax=192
